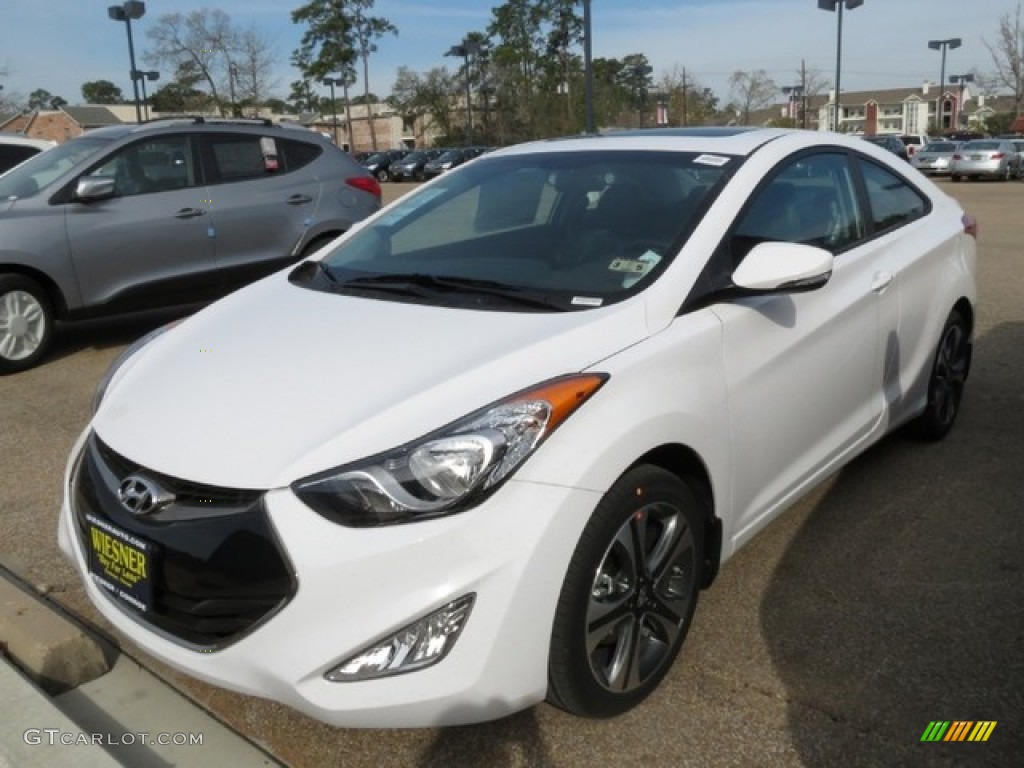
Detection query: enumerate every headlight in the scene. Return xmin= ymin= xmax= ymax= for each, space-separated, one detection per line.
xmin=91 ymin=320 xmax=180 ymax=415
xmin=293 ymin=374 xmax=607 ymax=526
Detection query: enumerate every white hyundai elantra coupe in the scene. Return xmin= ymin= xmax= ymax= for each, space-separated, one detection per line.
xmin=59 ymin=128 xmax=977 ymax=727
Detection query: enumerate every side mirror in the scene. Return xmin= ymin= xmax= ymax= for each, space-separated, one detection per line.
xmin=74 ymin=176 xmax=117 ymax=202
xmin=732 ymin=241 xmax=833 ymax=293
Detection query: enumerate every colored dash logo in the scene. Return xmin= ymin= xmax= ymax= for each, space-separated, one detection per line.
xmin=921 ymin=721 xmax=996 ymax=742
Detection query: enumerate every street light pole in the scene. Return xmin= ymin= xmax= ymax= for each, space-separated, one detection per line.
xmin=132 ymin=70 xmax=159 ymax=121
xmin=323 ymin=77 xmax=343 ymax=147
xmin=445 ymin=39 xmax=480 ymax=144
xmin=818 ymin=0 xmax=863 ymax=133
xmin=583 ymin=0 xmax=595 ymax=134
xmin=928 ymin=38 xmax=961 ymax=133
xmin=108 ymin=1 xmax=146 ymax=124
xmin=948 ymin=73 xmax=974 ymax=130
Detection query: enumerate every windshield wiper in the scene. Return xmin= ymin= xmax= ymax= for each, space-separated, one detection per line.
xmin=341 ymin=273 xmax=566 ymax=310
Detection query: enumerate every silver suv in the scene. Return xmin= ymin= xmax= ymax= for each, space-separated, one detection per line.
xmin=0 ymin=117 xmax=380 ymax=373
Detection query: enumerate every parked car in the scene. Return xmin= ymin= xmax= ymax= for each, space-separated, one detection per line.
xmin=0 ymin=135 xmax=56 ymax=175
xmin=389 ymin=148 xmax=444 ymax=181
xmin=899 ymin=134 xmax=930 ymax=158
xmin=910 ymin=140 xmax=961 ymax=175
xmin=422 ymin=147 xmax=474 ymax=178
xmin=361 ymin=149 xmax=408 ymax=181
xmin=862 ymin=134 xmax=910 ymax=161
xmin=1006 ymin=139 xmax=1024 ymax=176
xmin=60 ymin=127 xmax=977 ymax=728
xmin=946 ymin=131 xmax=986 ymax=142
xmin=0 ymin=117 xmax=380 ymax=373
xmin=950 ymin=138 xmax=1022 ymax=181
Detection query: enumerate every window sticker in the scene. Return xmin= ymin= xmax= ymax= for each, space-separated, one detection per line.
xmin=571 ymin=296 xmax=604 ymax=307
xmin=610 ymin=250 xmax=662 ymax=288
xmin=260 ymin=137 xmax=279 ymax=171
xmin=694 ymin=154 xmax=730 ymax=167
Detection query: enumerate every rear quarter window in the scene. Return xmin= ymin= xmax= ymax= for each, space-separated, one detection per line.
xmin=278 ymin=138 xmax=322 ymax=171
xmin=856 ymin=158 xmax=928 ymax=233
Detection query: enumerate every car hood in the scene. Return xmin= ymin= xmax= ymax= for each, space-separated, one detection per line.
xmin=93 ymin=274 xmax=650 ymax=489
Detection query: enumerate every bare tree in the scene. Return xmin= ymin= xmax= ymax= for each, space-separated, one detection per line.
xmin=233 ymin=28 xmax=278 ymax=114
xmin=146 ymin=9 xmax=276 ymax=116
xmin=728 ymin=69 xmax=778 ymax=126
xmin=387 ymin=66 xmax=458 ymax=143
xmin=657 ymin=66 xmax=717 ymax=127
xmin=984 ymin=2 xmax=1024 ymax=115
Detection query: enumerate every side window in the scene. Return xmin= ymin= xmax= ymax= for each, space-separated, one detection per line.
xmin=204 ymin=134 xmax=281 ymax=183
xmin=277 ymin=138 xmax=321 ymax=172
xmin=856 ymin=159 xmax=928 ymax=232
xmin=728 ymin=152 xmax=863 ymax=267
xmin=90 ymin=136 xmax=195 ymax=197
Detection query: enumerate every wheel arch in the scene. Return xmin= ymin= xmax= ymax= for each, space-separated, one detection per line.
xmin=627 ymin=443 xmax=722 ymax=589
xmin=291 ymin=230 xmax=345 ymax=260
xmin=0 ymin=264 xmax=69 ymax=318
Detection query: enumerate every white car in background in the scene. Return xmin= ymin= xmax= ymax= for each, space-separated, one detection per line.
xmin=60 ymin=127 xmax=978 ymax=727
xmin=0 ymin=135 xmax=55 ymax=174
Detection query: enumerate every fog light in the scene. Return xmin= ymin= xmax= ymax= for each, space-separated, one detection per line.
xmin=325 ymin=595 xmax=475 ymax=682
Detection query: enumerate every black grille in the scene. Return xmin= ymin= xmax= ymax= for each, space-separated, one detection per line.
xmin=73 ymin=434 xmax=296 ymax=649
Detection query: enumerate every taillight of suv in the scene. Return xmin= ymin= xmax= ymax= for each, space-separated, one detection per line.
xmin=346 ymin=176 xmax=382 ymax=200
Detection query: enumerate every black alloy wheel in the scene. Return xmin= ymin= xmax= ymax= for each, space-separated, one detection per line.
xmin=912 ymin=309 xmax=971 ymax=441
xmin=548 ymin=465 xmax=705 ymax=718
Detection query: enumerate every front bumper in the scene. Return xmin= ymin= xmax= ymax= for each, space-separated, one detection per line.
xmin=58 ymin=428 xmax=601 ymax=727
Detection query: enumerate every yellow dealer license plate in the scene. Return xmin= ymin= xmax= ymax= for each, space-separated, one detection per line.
xmin=86 ymin=513 xmax=155 ymax=612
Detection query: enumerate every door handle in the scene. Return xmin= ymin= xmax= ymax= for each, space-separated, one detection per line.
xmin=175 ymin=207 xmax=206 ymax=219
xmin=287 ymin=194 xmax=313 ymax=205
xmin=871 ymin=271 xmax=893 ymax=292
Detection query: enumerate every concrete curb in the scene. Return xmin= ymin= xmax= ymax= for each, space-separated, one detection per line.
xmin=0 ymin=564 xmax=282 ymax=767
xmin=0 ymin=569 xmax=112 ymax=694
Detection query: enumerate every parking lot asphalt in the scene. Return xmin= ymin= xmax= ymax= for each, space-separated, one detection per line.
xmin=1 ymin=179 xmax=1021 ymax=767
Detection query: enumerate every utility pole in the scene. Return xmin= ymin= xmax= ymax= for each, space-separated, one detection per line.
xmin=682 ymin=67 xmax=689 ymax=127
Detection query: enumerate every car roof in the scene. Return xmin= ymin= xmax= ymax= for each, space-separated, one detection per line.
xmin=81 ymin=118 xmax=328 ymax=143
xmin=0 ymin=135 xmax=57 ymax=149
xmin=490 ymin=127 xmax=799 ymax=159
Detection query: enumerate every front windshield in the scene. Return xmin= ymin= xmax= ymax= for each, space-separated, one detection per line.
xmin=0 ymin=137 xmax=110 ymax=200
xmin=300 ymin=149 xmax=736 ymax=311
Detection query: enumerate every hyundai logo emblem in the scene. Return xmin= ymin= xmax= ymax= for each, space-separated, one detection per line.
xmin=116 ymin=474 xmax=174 ymax=515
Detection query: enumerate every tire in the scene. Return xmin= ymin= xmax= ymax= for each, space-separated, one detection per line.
xmin=911 ymin=309 xmax=971 ymax=441
xmin=1003 ymin=164 xmax=1012 ymax=181
xmin=548 ymin=465 xmax=705 ymax=718
xmin=950 ymin=174 xmax=961 ymax=182
xmin=0 ymin=274 xmax=54 ymax=375
xmin=376 ymin=169 xmax=389 ymax=182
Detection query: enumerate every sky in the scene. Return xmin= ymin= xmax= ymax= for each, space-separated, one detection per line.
xmin=0 ymin=0 xmax=1008 ymax=109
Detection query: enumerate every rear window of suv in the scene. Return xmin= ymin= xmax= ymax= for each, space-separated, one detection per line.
xmin=205 ymin=134 xmax=322 ymax=183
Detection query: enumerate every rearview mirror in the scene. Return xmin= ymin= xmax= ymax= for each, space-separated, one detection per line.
xmin=732 ymin=242 xmax=833 ymax=293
